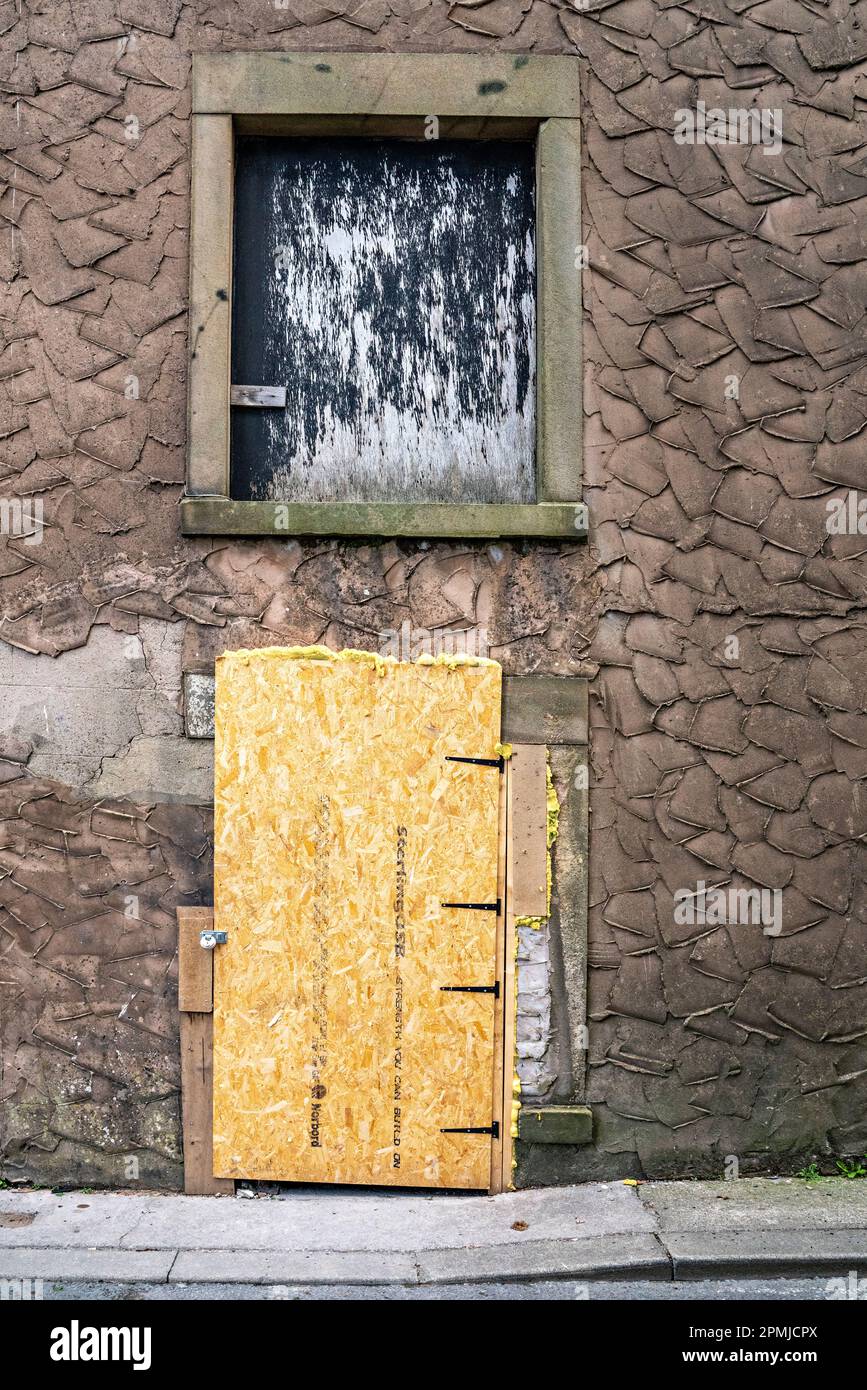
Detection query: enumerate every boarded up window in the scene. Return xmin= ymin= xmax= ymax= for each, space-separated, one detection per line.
xmin=231 ymin=137 xmax=536 ymax=505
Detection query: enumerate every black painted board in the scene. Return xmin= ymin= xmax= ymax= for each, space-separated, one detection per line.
xmin=231 ymin=136 xmax=536 ymax=505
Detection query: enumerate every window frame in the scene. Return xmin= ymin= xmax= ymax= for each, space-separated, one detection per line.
xmin=182 ymin=52 xmax=584 ymax=541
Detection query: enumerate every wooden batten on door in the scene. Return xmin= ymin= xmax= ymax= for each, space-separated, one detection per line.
xmin=177 ymin=906 xmax=233 ymax=1197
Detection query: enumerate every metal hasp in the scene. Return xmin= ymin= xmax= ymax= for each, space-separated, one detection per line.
xmin=441 ymin=1123 xmax=500 ymax=1138
xmin=442 ymin=900 xmax=502 ymax=913
xmin=200 ymin=929 xmax=228 ymax=949
xmin=440 ymin=984 xmax=500 ymax=998
xmin=230 ymin=385 xmax=287 ymax=407
xmin=446 ymin=754 xmax=505 ymax=772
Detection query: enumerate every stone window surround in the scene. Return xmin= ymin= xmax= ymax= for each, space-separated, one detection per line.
xmin=181 ymin=52 xmax=585 ymax=541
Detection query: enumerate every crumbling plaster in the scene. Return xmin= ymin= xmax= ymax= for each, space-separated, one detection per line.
xmin=1 ymin=619 xmax=211 ymax=800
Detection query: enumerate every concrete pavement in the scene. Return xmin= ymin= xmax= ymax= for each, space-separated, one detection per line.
xmin=1 ymin=1177 xmax=866 ymax=1288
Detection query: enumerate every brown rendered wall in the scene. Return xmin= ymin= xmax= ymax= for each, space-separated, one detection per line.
xmin=1 ymin=0 xmax=866 ymax=1188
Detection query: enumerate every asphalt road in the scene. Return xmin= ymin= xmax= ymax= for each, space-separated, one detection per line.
xmin=36 ymin=1277 xmax=839 ymax=1300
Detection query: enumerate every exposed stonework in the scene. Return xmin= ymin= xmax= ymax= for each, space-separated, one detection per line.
xmin=1 ymin=1 xmax=866 ymax=1187
xmin=182 ymin=670 xmax=214 ymax=739
xmin=516 ymin=921 xmax=557 ymax=1097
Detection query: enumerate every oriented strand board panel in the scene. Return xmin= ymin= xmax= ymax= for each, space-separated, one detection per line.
xmin=213 ymin=649 xmax=503 ymax=1189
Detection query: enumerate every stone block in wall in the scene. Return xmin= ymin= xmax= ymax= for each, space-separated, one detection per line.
xmin=519 ymin=1106 xmax=593 ymax=1146
xmin=502 ymin=676 xmax=589 ymax=745
xmin=184 ymin=671 xmax=216 ymax=739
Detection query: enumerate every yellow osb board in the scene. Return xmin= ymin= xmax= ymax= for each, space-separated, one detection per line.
xmin=213 ymin=648 xmax=503 ymax=1189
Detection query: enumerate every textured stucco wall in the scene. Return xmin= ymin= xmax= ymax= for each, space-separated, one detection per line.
xmin=1 ymin=0 xmax=866 ymax=1187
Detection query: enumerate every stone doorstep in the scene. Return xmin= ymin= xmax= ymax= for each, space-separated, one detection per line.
xmin=519 ymin=1105 xmax=593 ymax=1145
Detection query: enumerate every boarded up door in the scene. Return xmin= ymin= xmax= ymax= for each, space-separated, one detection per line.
xmin=212 ymin=649 xmax=503 ymax=1189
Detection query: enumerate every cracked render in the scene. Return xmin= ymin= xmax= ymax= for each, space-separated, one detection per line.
xmin=1 ymin=0 xmax=867 ymax=1186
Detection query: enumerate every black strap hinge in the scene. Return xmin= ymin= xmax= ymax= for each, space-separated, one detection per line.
xmin=440 ymin=982 xmax=500 ymax=998
xmin=442 ymin=900 xmax=501 ymax=914
xmin=446 ymin=755 xmax=504 ymax=773
xmin=441 ymin=1122 xmax=500 ymax=1139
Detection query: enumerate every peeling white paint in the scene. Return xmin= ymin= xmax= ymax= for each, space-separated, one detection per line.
xmin=233 ymin=139 xmax=537 ymax=505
